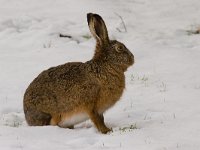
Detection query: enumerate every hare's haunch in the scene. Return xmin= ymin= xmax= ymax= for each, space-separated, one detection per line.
xmin=23 ymin=13 xmax=134 ymax=134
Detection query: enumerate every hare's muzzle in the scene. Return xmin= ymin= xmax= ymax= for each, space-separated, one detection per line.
xmin=131 ymin=53 xmax=135 ymax=65
xmin=128 ymin=50 xmax=135 ymax=66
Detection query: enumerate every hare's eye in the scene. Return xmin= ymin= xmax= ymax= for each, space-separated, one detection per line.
xmin=116 ymin=45 xmax=123 ymax=52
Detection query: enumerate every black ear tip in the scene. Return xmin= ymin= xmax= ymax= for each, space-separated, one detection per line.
xmin=87 ymin=13 xmax=93 ymax=17
xmin=87 ymin=13 xmax=103 ymax=23
xmin=87 ymin=13 xmax=93 ymax=23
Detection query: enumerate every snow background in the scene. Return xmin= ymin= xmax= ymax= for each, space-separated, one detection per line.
xmin=0 ymin=0 xmax=200 ymax=149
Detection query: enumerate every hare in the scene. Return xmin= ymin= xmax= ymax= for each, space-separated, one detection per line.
xmin=23 ymin=13 xmax=134 ymax=134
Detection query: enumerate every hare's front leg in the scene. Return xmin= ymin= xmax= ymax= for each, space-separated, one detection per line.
xmin=88 ymin=110 xmax=111 ymax=134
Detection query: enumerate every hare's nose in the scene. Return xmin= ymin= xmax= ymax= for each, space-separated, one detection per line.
xmin=128 ymin=51 xmax=134 ymax=64
xmin=132 ymin=54 xmax=134 ymax=61
xmin=128 ymin=50 xmax=134 ymax=59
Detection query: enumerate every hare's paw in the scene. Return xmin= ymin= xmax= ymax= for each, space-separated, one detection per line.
xmin=100 ymin=126 xmax=112 ymax=134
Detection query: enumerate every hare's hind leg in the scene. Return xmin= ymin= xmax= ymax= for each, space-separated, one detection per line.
xmin=50 ymin=115 xmax=61 ymax=126
xmin=24 ymin=107 xmax=51 ymax=126
xmin=50 ymin=114 xmax=74 ymax=129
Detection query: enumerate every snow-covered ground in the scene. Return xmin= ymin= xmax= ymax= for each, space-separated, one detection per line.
xmin=0 ymin=0 xmax=200 ymax=149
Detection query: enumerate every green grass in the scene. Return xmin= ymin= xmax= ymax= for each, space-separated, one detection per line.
xmin=82 ymin=34 xmax=92 ymax=39
xmin=119 ymin=123 xmax=138 ymax=132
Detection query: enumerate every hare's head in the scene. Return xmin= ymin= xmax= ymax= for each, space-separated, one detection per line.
xmin=87 ymin=13 xmax=134 ymax=71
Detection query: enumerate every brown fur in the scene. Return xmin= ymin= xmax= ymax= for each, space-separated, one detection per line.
xmin=23 ymin=13 xmax=134 ymax=134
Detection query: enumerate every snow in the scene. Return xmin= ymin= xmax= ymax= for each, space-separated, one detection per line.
xmin=0 ymin=0 xmax=200 ymax=149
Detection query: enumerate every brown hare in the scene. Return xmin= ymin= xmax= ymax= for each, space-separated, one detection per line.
xmin=23 ymin=13 xmax=134 ymax=134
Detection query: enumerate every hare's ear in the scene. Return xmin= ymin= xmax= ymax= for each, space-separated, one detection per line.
xmin=87 ymin=13 xmax=109 ymax=46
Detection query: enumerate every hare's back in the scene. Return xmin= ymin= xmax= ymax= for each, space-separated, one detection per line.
xmin=25 ymin=62 xmax=89 ymax=95
xmin=37 ymin=62 xmax=89 ymax=86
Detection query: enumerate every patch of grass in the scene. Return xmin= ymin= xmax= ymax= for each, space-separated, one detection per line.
xmin=141 ymin=75 xmax=148 ymax=82
xmin=159 ymin=82 xmax=167 ymax=92
xmin=115 ymin=13 xmax=127 ymax=33
xmin=119 ymin=123 xmax=138 ymax=132
xmin=82 ymin=34 xmax=92 ymax=39
xmin=43 ymin=41 xmax=52 ymax=48
xmin=131 ymin=74 xmax=149 ymax=82
xmin=186 ymin=26 xmax=200 ymax=35
xmin=130 ymin=74 xmax=149 ymax=87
